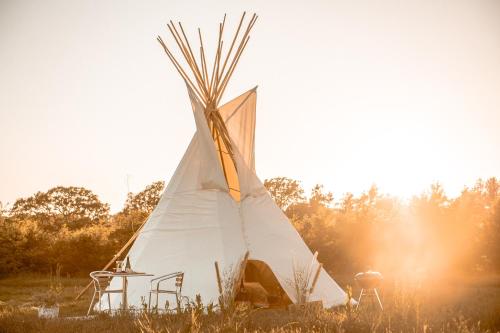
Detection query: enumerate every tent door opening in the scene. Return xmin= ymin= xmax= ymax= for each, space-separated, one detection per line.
xmin=236 ymin=260 xmax=292 ymax=308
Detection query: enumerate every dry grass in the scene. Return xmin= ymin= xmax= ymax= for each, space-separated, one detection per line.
xmin=0 ymin=274 xmax=499 ymax=332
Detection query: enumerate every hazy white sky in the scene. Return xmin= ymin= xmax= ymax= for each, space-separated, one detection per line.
xmin=1 ymin=0 xmax=499 ymax=212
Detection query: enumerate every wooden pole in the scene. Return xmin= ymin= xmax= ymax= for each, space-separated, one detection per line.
xmin=309 ymin=263 xmax=323 ymax=295
xmin=208 ymin=23 xmax=222 ymax=101
xmin=214 ymin=261 xmax=223 ymax=297
xmin=167 ymin=29 xmax=208 ymax=104
xmin=198 ymin=29 xmax=209 ymax=84
xmin=215 ymin=14 xmax=257 ymax=104
xmin=214 ymin=261 xmax=224 ymax=311
xmin=216 ymin=13 xmax=257 ymax=95
xmin=178 ymin=22 xmax=209 ymax=95
xmin=209 ymin=112 xmax=235 ymax=168
xmin=214 ymin=126 xmax=230 ymax=187
xmin=232 ymin=251 xmax=250 ymax=298
xmin=157 ymin=12 xmax=257 ymax=107
xmin=217 ymin=12 xmax=246 ymax=81
xmin=214 ymin=261 xmax=223 ymax=295
xmin=157 ymin=36 xmax=206 ymax=105
xmin=212 ymin=24 xmax=224 ymax=101
xmin=167 ymin=23 xmax=209 ymax=100
xmin=216 ymin=35 xmax=251 ymax=105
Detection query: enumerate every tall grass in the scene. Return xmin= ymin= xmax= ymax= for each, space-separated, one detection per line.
xmin=0 ymin=274 xmax=499 ymax=332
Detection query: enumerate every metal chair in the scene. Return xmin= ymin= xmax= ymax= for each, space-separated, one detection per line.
xmin=87 ymin=271 xmax=124 ymax=315
xmin=148 ymin=272 xmax=187 ymax=312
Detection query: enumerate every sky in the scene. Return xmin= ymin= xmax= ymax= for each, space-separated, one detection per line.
xmin=1 ymin=0 xmax=499 ymax=212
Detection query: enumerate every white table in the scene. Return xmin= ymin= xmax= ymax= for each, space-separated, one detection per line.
xmin=108 ymin=272 xmax=153 ymax=310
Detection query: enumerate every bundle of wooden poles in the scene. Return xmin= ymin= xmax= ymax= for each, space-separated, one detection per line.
xmin=157 ymin=12 xmax=258 ymax=167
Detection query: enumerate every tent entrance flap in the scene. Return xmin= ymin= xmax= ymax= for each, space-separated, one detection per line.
xmin=236 ymin=260 xmax=292 ymax=307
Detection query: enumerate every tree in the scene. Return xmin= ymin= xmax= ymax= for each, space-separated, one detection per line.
xmin=115 ymin=181 xmax=166 ymax=236
xmin=10 ymin=186 xmax=109 ymax=229
xmin=285 ymin=184 xmax=333 ymax=221
xmin=489 ymin=201 xmax=500 ymax=271
xmin=309 ymin=184 xmax=333 ymax=208
xmin=123 ymin=181 xmax=165 ymax=216
xmin=340 ymin=193 xmax=355 ymax=213
xmin=264 ymin=177 xmax=305 ymax=211
xmin=410 ymin=182 xmax=449 ymax=224
xmin=485 ymin=177 xmax=499 ymax=196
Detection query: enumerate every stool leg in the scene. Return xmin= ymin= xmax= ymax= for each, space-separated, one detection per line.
xmin=374 ymin=288 xmax=383 ymax=310
xmin=356 ymin=289 xmax=364 ymax=310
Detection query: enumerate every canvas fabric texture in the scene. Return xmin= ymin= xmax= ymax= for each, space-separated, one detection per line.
xmin=100 ymin=87 xmax=347 ymax=310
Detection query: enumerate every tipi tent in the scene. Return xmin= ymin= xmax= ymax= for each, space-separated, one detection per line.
xmin=101 ymin=13 xmax=348 ymax=310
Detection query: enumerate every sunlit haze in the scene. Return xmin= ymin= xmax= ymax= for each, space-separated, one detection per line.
xmin=1 ymin=0 xmax=499 ymax=212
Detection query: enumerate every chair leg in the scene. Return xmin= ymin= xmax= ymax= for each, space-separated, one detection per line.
xmin=108 ymin=293 xmax=112 ymax=314
xmin=98 ymin=291 xmax=102 ymax=312
xmin=374 ymin=288 xmax=383 ymax=311
xmin=156 ymin=293 xmax=159 ymax=312
xmin=87 ymin=291 xmax=96 ymax=316
xmin=148 ymin=292 xmax=152 ymax=313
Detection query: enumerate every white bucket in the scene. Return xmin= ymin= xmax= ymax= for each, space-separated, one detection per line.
xmin=38 ymin=305 xmax=59 ymax=319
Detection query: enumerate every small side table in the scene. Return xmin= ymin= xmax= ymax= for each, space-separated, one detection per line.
xmin=110 ymin=272 xmax=154 ymax=310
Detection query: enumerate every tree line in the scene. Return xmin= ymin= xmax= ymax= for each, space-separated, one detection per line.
xmin=0 ymin=177 xmax=499 ymax=278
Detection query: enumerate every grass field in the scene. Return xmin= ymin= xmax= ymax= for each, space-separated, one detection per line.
xmin=0 ymin=273 xmax=499 ymax=332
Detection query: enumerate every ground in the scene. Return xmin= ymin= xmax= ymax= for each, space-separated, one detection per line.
xmin=0 ymin=273 xmax=499 ymax=332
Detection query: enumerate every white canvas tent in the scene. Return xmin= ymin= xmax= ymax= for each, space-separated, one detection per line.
xmin=99 ymin=13 xmax=348 ymax=310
